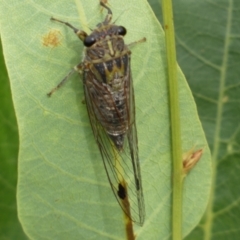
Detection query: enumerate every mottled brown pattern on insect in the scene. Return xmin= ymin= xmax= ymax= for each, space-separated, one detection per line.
xmin=85 ymin=55 xmax=130 ymax=149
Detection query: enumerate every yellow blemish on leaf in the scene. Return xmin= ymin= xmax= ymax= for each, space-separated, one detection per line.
xmin=42 ymin=29 xmax=62 ymax=48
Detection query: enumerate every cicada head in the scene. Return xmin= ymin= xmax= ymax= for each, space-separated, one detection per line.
xmin=83 ymin=24 xmax=128 ymax=61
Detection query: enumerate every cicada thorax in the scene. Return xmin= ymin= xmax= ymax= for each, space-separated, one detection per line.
xmin=83 ymin=25 xmax=131 ymax=150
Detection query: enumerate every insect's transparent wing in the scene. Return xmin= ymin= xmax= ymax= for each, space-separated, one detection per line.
xmin=84 ymin=73 xmax=145 ymax=225
xmin=127 ymin=70 xmax=145 ymax=224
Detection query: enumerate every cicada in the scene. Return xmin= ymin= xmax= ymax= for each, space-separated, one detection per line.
xmin=48 ymin=0 xmax=146 ymax=225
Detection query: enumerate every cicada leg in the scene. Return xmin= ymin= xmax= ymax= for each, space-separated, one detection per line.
xmin=47 ymin=63 xmax=83 ymax=97
xmin=127 ymin=37 xmax=146 ymax=48
xmin=100 ymin=0 xmax=112 ymax=24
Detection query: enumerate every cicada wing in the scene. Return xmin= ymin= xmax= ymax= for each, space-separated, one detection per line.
xmin=84 ymin=83 xmax=129 ymax=216
xmin=126 ymin=70 xmax=145 ymax=225
xmin=83 ymin=75 xmax=145 ymax=225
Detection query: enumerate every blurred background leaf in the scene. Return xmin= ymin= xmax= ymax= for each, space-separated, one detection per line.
xmin=148 ymin=0 xmax=240 ymax=239
xmin=0 ymin=40 xmax=28 ymax=239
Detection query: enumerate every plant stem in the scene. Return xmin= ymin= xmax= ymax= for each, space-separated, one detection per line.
xmin=161 ymin=0 xmax=183 ymax=239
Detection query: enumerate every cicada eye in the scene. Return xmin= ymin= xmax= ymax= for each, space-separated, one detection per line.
xmin=84 ymin=36 xmax=96 ymax=47
xmin=117 ymin=26 xmax=127 ymax=36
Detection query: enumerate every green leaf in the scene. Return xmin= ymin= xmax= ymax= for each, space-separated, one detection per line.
xmin=149 ymin=0 xmax=240 ymax=239
xmin=0 ymin=0 xmax=211 ymax=239
xmin=0 ymin=40 xmax=28 ymax=239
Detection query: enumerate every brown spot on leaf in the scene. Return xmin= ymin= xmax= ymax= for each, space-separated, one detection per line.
xmin=42 ymin=29 xmax=62 ymax=48
xmin=183 ymin=148 xmax=203 ymax=174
